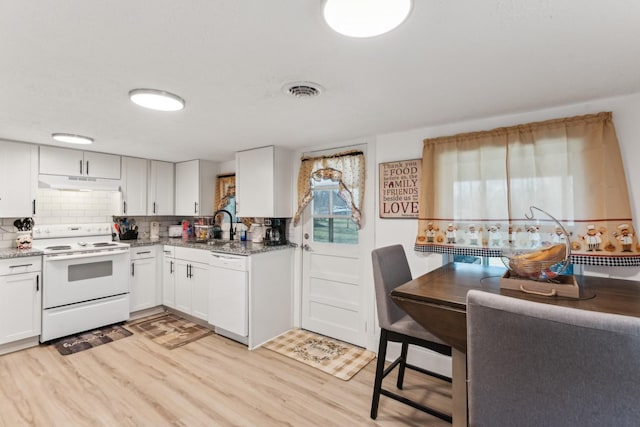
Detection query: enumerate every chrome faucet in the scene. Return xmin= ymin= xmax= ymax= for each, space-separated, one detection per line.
xmin=213 ymin=209 xmax=235 ymax=240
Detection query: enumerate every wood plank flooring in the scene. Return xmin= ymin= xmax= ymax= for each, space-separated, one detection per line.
xmin=0 ymin=328 xmax=451 ymax=426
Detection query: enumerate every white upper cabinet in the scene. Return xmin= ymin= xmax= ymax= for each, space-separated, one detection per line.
xmin=0 ymin=141 xmax=38 ymax=218
xmin=121 ymin=157 xmax=148 ymax=216
xmin=148 ymin=160 xmax=174 ymax=216
xmin=39 ymin=146 xmax=121 ymax=179
xmin=236 ymin=146 xmax=292 ymax=218
xmin=175 ymin=160 xmax=218 ymax=216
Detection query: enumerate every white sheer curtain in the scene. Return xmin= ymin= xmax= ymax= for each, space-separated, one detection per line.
xmin=416 ymin=112 xmax=639 ymax=266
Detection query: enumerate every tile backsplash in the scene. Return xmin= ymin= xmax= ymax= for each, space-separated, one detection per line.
xmin=0 ymin=189 xmax=188 ymax=248
xmin=113 ymin=216 xmax=183 ymax=240
xmin=35 ymin=189 xmax=121 ymax=225
xmin=0 ymin=190 xmax=120 ymax=248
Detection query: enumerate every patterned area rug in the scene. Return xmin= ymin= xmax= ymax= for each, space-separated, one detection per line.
xmin=263 ymin=329 xmax=375 ymax=381
xmin=53 ymin=324 xmax=132 ymax=356
xmin=126 ymin=312 xmax=213 ymax=350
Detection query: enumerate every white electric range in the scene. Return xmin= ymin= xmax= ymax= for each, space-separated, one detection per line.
xmin=32 ymin=223 xmax=131 ymax=342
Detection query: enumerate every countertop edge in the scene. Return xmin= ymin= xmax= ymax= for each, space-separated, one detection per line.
xmin=127 ymin=238 xmax=295 ymax=256
xmin=0 ymin=248 xmax=44 ymax=259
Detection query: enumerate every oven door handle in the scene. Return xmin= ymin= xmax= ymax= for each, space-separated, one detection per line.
xmin=44 ymin=250 xmax=129 ymax=261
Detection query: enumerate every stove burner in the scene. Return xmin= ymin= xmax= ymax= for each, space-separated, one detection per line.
xmin=93 ymin=242 xmax=118 ymax=247
xmin=46 ymin=245 xmax=72 ymax=251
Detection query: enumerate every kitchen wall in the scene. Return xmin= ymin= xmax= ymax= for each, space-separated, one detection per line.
xmin=0 ymin=188 xmax=203 ymax=248
xmin=0 ymin=189 xmax=121 ymax=249
xmin=0 ymin=156 xmax=244 ymax=249
xmin=374 ymin=92 xmax=640 ymax=281
xmin=35 ymin=189 xmax=121 ymax=225
xmin=286 ymin=91 xmax=640 ymax=371
xmin=282 ymin=92 xmax=640 ymax=371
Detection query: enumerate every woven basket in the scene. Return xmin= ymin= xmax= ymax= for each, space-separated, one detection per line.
xmin=507 ymin=252 xmax=566 ymax=278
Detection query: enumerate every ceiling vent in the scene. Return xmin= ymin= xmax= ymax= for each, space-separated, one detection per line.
xmin=283 ymin=82 xmax=323 ymax=99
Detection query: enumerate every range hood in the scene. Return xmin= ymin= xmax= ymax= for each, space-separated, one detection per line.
xmin=38 ymin=174 xmax=122 ymax=192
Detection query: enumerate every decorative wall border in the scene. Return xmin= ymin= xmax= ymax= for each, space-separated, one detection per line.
xmin=414 ymin=244 xmax=640 ymax=267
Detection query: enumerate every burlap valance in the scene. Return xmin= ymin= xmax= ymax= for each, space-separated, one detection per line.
xmin=415 ymin=112 xmax=640 ymax=266
xmin=293 ymin=150 xmax=365 ymax=228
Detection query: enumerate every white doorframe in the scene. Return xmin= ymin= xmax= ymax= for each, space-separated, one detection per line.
xmin=289 ymin=138 xmax=377 ymax=351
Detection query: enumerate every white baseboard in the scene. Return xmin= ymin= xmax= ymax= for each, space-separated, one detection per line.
xmin=0 ymin=336 xmax=40 ymax=356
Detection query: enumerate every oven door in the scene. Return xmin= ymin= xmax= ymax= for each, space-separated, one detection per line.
xmin=43 ymin=248 xmax=130 ymax=309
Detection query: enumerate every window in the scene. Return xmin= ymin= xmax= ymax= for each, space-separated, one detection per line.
xmin=214 ymin=174 xmax=239 ymax=224
xmin=220 ymin=196 xmax=237 ymax=224
xmin=448 ymin=254 xmax=579 ymax=274
xmin=293 ymin=149 xmax=365 ymax=230
xmin=416 ymin=112 xmax=640 ymax=268
xmin=311 ymin=179 xmax=358 ymax=244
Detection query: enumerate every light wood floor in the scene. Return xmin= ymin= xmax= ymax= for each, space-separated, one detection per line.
xmin=0 ymin=328 xmax=451 ymax=426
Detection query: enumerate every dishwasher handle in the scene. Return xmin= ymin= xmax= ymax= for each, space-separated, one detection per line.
xmin=210 ymin=253 xmax=248 ymax=271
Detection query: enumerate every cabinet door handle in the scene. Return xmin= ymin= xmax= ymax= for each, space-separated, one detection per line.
xmin=80 ymin=160 xmax=83 ymax=175
xmin=136 ymin=251 xmax=151 ymax=255
xmin=9 ymin=263 xmax=33 ymax=268
xmin=86 ymin=160 xmax=90 ymax=175
xmin=36 ymin=274 xmax=40 ymax=292
xmin=131 ymin=262 xmax=135 ymax=276
xmin=123 ymin=201 xmax=127 ymax=214
xmin=170 ymin=260 xmax=173 ymax=274
xmin=194 ymin=202 xmax=198 ymax=214
xmin=32 ymin=199 xmax=36 ymax=215
xmin=153 ymin=202 xmax=156 ymax=214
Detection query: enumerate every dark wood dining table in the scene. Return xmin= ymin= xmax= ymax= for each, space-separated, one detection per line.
xmin=391 ymin=262 xmax=640 ymax=427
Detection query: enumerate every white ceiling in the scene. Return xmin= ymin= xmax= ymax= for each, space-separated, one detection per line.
xmin=1 ymin=1 xmax=639 ymax=162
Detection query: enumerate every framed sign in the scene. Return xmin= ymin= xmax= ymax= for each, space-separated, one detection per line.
xmin=379 ymin=159 xmax=421 ymax=218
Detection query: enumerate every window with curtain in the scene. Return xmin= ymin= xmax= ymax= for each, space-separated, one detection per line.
xmin=213 ymin=174 xmax=252 ymax=227
xmin=293 ymin=150 xmax=365 ymax=230
xmin=415 ymin=112 xmax=640 ymax=266
xmin=214 ymin=174 xmax=236 ymax=216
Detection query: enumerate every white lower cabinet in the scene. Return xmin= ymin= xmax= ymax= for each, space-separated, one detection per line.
xmin=129 ymin=247 xmax=158 ymax=312
xmin=162 ymin=246 xmax=176 ymax=308
xmin=0 ymin=257 xmax=42 ymax=353
xmin=174 ymin=260 xmax=192 ymax=313
xmin=171 ymin=247 xmax=209 ymax=321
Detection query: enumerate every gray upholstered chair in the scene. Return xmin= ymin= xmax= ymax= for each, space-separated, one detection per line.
xmin=467 ymin=289 xmax=640 ymax=427
xmin=371 ymin=244 xmax=452 ymax=422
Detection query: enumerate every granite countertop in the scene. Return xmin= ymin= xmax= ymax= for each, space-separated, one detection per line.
xmin=127 ymin=237 xmax=296 ymax=256
xmin=0 ymin=247 xmax=44 ymax=260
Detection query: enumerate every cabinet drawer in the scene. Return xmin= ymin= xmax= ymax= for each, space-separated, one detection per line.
xmin=130 ymin=247 xmax=155 ymax=260
xmin=0 ymin=257 xmax=42 ymax=276
xmin=174 ymin=247 xmax=210 ymax=264
xmin=162 ymin=246 xmax=175 ymax=258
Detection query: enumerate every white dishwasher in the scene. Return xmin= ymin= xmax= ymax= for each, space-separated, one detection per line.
xmin=209 ymin=253 xmax=249 ymax=342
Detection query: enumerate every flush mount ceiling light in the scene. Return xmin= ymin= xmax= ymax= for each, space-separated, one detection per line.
xmin=51 ymin=133 xmax=94 ymax=145
xmin=128 ymin=89 xmax=185 ymax=111
xmin=322 ymin=0 xmax=413 ymax=38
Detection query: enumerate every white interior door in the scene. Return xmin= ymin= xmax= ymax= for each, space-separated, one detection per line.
xmin=301 ymin=173 xmax=366 ymax=347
